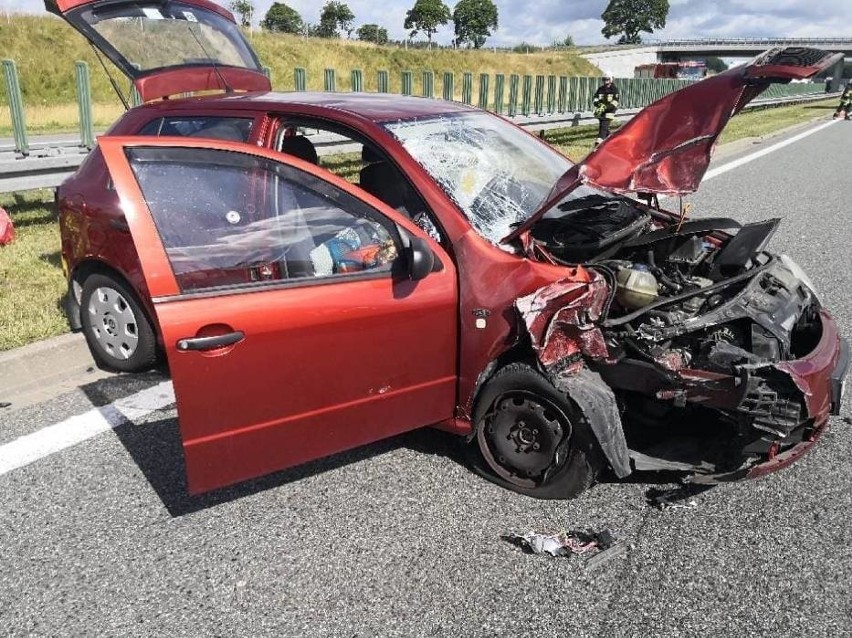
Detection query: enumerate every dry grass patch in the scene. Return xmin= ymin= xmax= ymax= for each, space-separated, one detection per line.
xmin=0 ymin=14 xmax=600 ymax=109
xmin=0 ymin=102 xmax=125 ymax=136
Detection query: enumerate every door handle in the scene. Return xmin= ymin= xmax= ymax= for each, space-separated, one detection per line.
xmin=177 ymin=331 xmax=244 ymax=352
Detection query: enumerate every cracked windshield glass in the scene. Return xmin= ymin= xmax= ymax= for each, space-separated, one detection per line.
xmin=384 ymin=112 xmax=575 ymax=243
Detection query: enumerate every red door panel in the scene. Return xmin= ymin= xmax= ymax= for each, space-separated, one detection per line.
xmin=99 ymin=137 xmax=459 ymax=494
xmin=159 ymin=276 xmax=457 ymax=493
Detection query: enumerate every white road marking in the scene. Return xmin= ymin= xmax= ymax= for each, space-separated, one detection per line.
xmin=0 ymin=381 xmax=175 ymax=478
xmin=703 ymin=119 xmax=839 ymax=182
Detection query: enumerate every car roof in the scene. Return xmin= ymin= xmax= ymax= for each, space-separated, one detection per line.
xmin=137 ymin=91 xmax=477 ymax=123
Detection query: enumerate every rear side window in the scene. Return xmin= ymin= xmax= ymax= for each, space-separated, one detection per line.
xmin=138 ymin=117 xmax=253 ymax=142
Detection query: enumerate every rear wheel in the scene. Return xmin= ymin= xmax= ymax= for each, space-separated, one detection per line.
xmin=472 ymin=363 xmax=602 ymax=499
xmin=80 ymin=273 xmax=157 ymax=373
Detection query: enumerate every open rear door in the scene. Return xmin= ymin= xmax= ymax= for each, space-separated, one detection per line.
xmin=98 ymin=136 xmax=459 ymax=494
xmin=45 ymin=0 xmax=271 ymax=102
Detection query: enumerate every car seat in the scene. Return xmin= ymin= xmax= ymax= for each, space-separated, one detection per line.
xmin=280 ymin=135 xmax=319 ymax=165
xmin=187 ymin=120 xmax=249 ymax=141
xmin=358 ymin=161 xmax=416 ymax=216
xmin=361 ymin=145 xmax=382 ymax=165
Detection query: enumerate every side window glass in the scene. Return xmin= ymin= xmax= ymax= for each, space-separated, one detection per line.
xmin=126 ymin=147 xmax=400 ymax=292
xmin=275 ymin=122 xmax=444 ymax=243
xmin=137 ymin=117 xmax=253 ymax=142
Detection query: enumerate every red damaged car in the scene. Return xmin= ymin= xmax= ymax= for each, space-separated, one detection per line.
xmin=52 ymin=0 xmax=848 ymax=497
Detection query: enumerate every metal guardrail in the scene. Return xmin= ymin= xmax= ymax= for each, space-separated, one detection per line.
xmin=0 ymin=91 xmax=838 ymax=195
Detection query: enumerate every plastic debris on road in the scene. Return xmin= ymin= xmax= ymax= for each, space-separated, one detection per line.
xmin=0 ymin=207 xmax=14 ymax=246
xmin=503 ymin=528 xmax=626 ymax=568
xmin=646 ymin=485 xmax=709 ymax=510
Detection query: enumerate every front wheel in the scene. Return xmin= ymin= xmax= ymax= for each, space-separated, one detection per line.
xmin=80 ymin=273 xmax=158 ymax=373
xmin=471 ymin=363 xmax=602 ymax=499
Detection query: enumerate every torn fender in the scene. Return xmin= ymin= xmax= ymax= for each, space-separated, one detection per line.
xmin=513 ymin=271 xmax=610 ymax=369
xmin=514 ymin=274 xmax=631 ymax=478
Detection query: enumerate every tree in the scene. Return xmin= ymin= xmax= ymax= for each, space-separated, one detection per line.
xmin=705 ymin=56 xmax=728 ymax=73
xmin=453 ymin=0 xmax=497 ymax=48
xmin=601 ymin=0 xmax=669 ymax=44
xmin=562 ymin=34 xmax=575 ymax=47
xmin=317 ymin=1 xmax=356 ymax=38
xmin=357 ymin=23 xmax=389 ymax=45
xmin=229 ymin=0 xmax=254 ymax=28
xmin=261 ymin=2 xmax=304 ymax=34
xmin=404 ymin=0 xmax=451 ymax=47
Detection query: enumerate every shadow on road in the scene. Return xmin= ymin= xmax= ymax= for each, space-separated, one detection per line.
xmin=79 ymin=371 xmax=715 ymax=515
xmin=108 ymin=411 xmax=470 ymax=517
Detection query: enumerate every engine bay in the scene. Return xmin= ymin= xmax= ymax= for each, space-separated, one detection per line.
xmin=527 ymin=194 xmax=827 ymax=475
xmin=531 ymin=195 xmax=820 ymax=373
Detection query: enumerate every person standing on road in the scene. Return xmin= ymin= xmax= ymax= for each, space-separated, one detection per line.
xmin=834 ymin=81 xmax=852 ymax=120
xmin=593 ymin=76 xmax=620 ymax=145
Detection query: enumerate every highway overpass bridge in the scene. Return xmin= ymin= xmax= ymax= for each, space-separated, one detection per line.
xmin=584 ymin=38 xmax=851 ymax=89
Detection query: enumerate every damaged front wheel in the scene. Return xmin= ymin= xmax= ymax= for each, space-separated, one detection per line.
xmin=472 ymin=363 xmax=602 ymax=499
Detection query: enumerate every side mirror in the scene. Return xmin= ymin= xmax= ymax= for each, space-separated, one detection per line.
xmin=408 ymin=235 xmax=434 ymax=281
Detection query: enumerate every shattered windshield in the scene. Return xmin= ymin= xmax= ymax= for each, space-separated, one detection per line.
xmin=384 ymin=112 xmax=575 ymax=243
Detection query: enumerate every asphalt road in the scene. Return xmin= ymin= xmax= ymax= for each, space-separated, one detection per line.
xmin=1 ymin=119 xmax=851 ymax=637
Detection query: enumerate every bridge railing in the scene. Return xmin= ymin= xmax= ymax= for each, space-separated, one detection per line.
xmin=650 ymin=37 xmax=852 ymax=47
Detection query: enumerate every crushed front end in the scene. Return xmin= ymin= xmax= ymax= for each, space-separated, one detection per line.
xmin=519 ymin=197 xmax=848 ymax=482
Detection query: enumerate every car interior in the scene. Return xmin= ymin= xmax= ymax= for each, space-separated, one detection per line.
xmin=274 ymin=121 xmax=444 ymax=243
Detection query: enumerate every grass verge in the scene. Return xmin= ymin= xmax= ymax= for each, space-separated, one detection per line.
xmin=0 ymin=103 xmax=125 ymax=137
xmin=0 ymin=15 xmax=599 ymax=108
xmin=544 ymin=99 xmax=839 ymax=160
xmin=0 ymin=99 xmax=839 ymax=352
xmin=0 ymin=190 xmax=67 ymax=351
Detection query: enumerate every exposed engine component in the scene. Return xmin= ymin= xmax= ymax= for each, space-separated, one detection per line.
xmin=615 ymin=264 xmax=658 ymax=309
xmin=531 ymin=195 xmax=822 ymax=474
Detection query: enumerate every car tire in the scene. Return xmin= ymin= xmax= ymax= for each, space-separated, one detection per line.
xmin=471 ymin=363 xmax=603 ymax=500
xmin=80 ymin=273 xmax=157 ymax=373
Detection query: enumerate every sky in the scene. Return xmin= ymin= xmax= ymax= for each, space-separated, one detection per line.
xmin=4 ymin=0 xmax=851 ymax=47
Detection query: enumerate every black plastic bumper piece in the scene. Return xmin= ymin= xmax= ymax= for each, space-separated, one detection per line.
xmin=831 ymin=338 xmax=850 ymax=416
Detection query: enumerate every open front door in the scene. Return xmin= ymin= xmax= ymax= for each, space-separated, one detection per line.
xmin=99 ymin=137 xmax=459 ymax=494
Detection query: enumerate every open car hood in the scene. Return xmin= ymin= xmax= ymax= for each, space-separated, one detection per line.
xmin=503 ymin=47 xmax=843 ymax=244
xmin=45 ymin=0 xmax=271 ymax=102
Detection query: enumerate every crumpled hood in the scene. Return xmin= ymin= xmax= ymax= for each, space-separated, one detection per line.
xmin=503 ymin=46 xmax=843 ymax=244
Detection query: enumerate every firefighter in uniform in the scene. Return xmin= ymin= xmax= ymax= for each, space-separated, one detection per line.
xmin=834 ymin=81 xmax=852 ymax=120
xmin=593 ymin=76 xmax=619 ymax=144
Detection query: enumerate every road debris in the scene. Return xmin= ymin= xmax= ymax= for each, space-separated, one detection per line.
xmin=0 ymin=402 xmax=10 ymax=409
xmin=503 ymin=527 xmax=627 ymax=568
xmin=233 ymin=580 xmax=247 ymax=608
xmin=646 ymin=485 xmax=711 ymax=510
xmin=584 ymin=542 xmax=630 ymax=573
